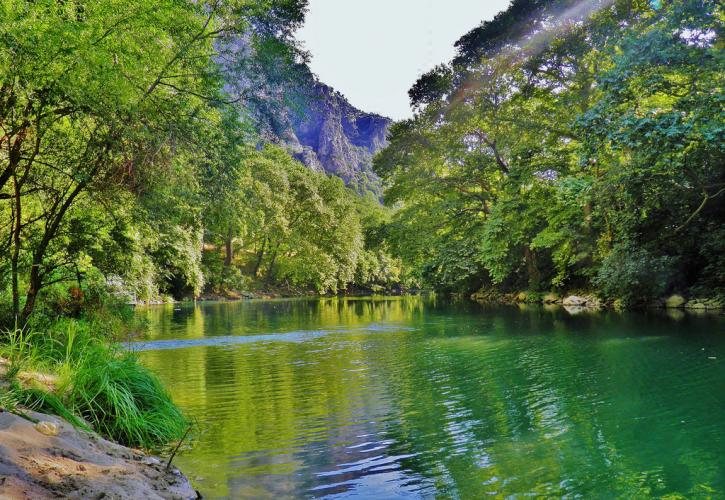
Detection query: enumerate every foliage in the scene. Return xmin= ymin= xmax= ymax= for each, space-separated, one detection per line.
xmin=200 ymin=145 xmax=401 ymax=295
xmin=375 ymin=0 xmax=724 ymax=301
xmin=0 ymin=0 xmax=397 ymax=325
xmin=0 ymin=0 xmax=402 ymax=458
xmin=592 ymin=242 xmax=675 ymax=304
xmin=64 ymin=347 xmax=188 ymax=449
xmin=1 ymin=317 xmax=187 ymax=449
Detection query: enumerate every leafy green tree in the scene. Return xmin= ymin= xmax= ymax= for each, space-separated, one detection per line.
xmin=376 ymin=0 xmax=723 ymax=301
xmin=0 ymin=1 xmax=254 ymax=320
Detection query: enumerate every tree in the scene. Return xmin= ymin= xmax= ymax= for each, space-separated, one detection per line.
xmin=376 ymin=0 xmax=723 ymax=300
xmin=0 ymin=0 xmax=235 ymax=321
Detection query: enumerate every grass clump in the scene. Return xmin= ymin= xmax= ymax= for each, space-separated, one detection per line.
xmin=64 ymin=347 xmax=188 ymax=448
xmin=1 ymin=318 xmax=187 ymax=450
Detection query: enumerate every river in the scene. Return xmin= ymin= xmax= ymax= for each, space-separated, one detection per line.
xmin=132 ymin=296 xmax=725 ymax=498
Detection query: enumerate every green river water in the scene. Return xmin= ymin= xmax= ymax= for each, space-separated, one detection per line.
xmin=132 ymin=297 xmax=725 ymax=499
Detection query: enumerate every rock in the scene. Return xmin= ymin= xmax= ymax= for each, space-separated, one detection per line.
xmin=470 ymin=289 xmax=508 ymax=304
xmin=34 ymin=421 xmax=59 ymax=436
xmin=542 ymin=293 xmax=561 ymax=304
xmin=287 ymin=84 xmax=391 ymax=186
xmin=516 ymin=292 xmax=529 ymax=302
xmin=665 ymin=295 xmax=686 ymax=308
xmin=687 ymin=307 xmax=708 ymax=316
xmin=1 ymin=410 xmax=198 ymax=499
xmin=562 ymin=296 xmax=588 ymax=307
xmin=704 ymin=298 xmax=724 ymax=310
xmin=685 ymin=301 xmax=707 ymax=310
xmin=585 ymin=296 xmax=602 ymax=309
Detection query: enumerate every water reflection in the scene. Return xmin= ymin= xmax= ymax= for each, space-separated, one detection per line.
xmin=134 ymin=297 xmax=725 ymax=498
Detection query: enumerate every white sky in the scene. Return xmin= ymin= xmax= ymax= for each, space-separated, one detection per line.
xmin=296 ymin=0 xmax=511 ymax=121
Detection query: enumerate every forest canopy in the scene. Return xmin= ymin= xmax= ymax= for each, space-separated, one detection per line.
xmin=375 ymin=0 xmax=724 ymax=304
xmin=0 ymin=0 xmax=401 ymax=326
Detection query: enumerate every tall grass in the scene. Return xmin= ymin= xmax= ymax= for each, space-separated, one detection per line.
xmin=1 ymin=319 xmax=188 ymax=449
xmin=0 ymin=327 xmax=43 ymax=379
xmin=64 ymin=346 xmax=188 ymax=448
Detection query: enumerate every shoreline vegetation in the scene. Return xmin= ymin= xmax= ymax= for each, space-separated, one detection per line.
xmin=469 ymin=290 xmax=725 ymax=314
xmin=0 ymin=308 xmax=196 ymax=498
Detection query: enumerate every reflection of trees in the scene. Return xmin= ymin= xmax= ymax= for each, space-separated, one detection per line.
xmin=138 ymin=297 xmax=427 ymax=497
xmin=374 ymin=305 xmax=725 ymax=497
xmin=137 ymin=299 xmax=725 ymax=498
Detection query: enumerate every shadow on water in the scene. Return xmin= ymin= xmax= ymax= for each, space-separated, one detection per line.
xmin=133 ymin=297 xmax=725 ymax=499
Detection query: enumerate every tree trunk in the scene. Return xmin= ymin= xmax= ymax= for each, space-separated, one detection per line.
xmin=20 ymin=175 xmax=90 ymax=324
xmin=265 ymin=243 xmax=281 ymax=282
xmin=253 ymin=238 xmax=267 ymax=278
xmin=0 ymin=129 xmax=25 ymax=193
xmin=10 ymin=171 xmax=21 ymax=323
xmin=524 ymin=246 xmax=540 ymax=290
xmin=224 ymin=224 xmax=233 ymax=266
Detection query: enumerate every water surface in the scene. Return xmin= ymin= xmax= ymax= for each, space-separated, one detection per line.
xmin=133 ymin=297 xmax=725 ymax=498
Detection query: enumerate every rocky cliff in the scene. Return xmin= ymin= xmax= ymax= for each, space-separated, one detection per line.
xmin=281 ymin=83 xmax=391 ymax=195
xmin=219 ymin=35 xmax=391 ymax=194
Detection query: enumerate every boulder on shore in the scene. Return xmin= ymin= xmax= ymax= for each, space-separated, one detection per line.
xmin=562 ymin=296 xmax=588 ymax=307
xmin=0 ymin=409 xmax=197 ymax=500
xmin=665 ymin=295 xmax=686 ymax=308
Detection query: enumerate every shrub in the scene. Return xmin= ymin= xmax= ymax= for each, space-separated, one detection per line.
xmin=63 ymin=346 xmax=188 ymax=449
xmin=2 ymin=319 xmax=187 ymax=450
xmin=593 ymin=242 xmax=675 ymax=304
xmin=201 ymin=250 xmax=249 ymax=295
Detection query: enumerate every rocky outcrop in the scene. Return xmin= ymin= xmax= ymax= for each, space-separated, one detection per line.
xmin=0 ymin=410 xmax=197 ymax=499
xmin=220 ymin=35 xmax=391 ymax=193
xmin=277 ymin=83 xmax=391 ymax=194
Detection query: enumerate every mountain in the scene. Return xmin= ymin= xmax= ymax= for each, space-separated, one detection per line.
xmin=218 ymin=29 xmax=391 ymax=194
xmin=278 ymin=83 xmax=392 ymax=195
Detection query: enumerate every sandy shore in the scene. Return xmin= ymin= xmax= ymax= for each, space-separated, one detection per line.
xmin=0 ymin=409 xmax=198 ymax=499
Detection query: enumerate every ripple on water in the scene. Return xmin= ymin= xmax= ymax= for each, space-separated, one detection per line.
xmin=135 ymin=299 xmax=725 ymax=499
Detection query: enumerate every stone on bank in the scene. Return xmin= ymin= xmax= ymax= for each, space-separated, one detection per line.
xmin=0 ymin=409 xmax=198 ymax=500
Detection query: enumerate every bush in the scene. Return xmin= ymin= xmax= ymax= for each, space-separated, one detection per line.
xmin=1 ymin=317 xmax=187 ymax=450
xmin=201 ymin=250 xmax=249 ymax=295
xmin=593 ymin=242 xmax=675 ymax=304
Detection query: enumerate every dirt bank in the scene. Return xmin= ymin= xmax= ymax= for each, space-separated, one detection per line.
xmin=0 ymin=409 xmax=197 ymax=499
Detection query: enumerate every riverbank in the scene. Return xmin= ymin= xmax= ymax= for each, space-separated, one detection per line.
xmin=470 ymin=289 xmax=725 ymax=314
xmin=0 ymin=316 xmax=192 ymax=498
xmin=0 ymin=409 xmax=197 ymax=499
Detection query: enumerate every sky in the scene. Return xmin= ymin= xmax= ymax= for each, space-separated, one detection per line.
xmin=296 ymin=0 xmax=511 ymax=121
